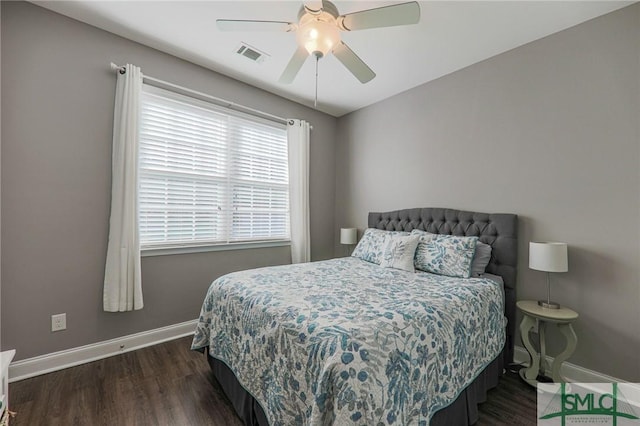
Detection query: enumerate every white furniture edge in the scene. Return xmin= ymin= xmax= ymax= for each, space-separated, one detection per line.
xmin=1 ymin=351 xmax=15 ymax=372
xmin=2 ymin=350 xmax=16 ymax=418
xmin=514 ymin=345 xmax=624 ymax=383
xmin=8 ymin=319 xmax=198 ymax=383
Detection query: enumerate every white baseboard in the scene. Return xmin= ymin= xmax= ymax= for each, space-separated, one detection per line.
xmin=7 ymin=326 xmax=623 ymax=385
xmin=9 ymin=319 xmax=198 ymax=383
xmin=514 ymin=345 xmax=624 ymax=383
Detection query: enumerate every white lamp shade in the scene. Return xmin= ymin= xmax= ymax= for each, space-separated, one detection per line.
xmin=340 ymin=228 xmax=357 ymax=245
xmin=529 ymin=242 xmax=568 ymax=272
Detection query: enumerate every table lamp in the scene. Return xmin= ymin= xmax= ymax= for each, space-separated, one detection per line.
xmin=529 ymin=241 xmax=568 ymax=309
xmin=340 ymin=228 xmax=357 ymax=256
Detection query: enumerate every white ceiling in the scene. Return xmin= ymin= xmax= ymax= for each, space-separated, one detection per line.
xmin=33 ymin=1 xmax=633 ymax=117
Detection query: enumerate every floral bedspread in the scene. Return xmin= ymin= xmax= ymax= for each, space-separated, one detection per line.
xmin=191 ymin=257 xmax=505 ymax=425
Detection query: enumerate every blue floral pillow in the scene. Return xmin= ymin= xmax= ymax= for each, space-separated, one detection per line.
xmin=410 ymin=229 xmax=438 ymax=244
xmin=351 ymin=228 xmax=409 ymax=265
xmin=379 ymin=234 xmax=421 ymax=272
xmin=412 ymin=231 xmax=479 ymax=278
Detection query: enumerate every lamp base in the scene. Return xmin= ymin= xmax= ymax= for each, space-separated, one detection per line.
xmin=538 ymin=300 xmax=560 ymax=309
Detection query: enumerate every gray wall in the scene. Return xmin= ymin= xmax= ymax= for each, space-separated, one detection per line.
xmin=335 ymin=4 xmax=640 ymax=381
xmin=0 ymin=1 xmax=3 ymax=352
xmin=1 ymin=1 xmax=337 ymax=360
xmin=2 ymin=0 xmax=638 ymax=382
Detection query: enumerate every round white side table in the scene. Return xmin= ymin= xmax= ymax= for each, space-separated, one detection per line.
xmin=517 ymin=300 xmax=578 ymax=387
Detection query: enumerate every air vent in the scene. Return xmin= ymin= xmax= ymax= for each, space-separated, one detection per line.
xmin=236 ymin=43 xmax=269 ymax=63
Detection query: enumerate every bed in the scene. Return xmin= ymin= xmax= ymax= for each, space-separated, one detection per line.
xmin=192 ymin=207 xmax=518 ymax=425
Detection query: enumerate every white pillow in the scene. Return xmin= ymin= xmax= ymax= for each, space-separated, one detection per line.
xmin=379 ymin=234 xmax=421 ymax=272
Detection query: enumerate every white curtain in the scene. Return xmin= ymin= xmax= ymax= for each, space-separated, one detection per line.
xmin=287 ymin=119 xmax=311 ymax=263
xmin=103 ymin=64 xmax=144 ymax=312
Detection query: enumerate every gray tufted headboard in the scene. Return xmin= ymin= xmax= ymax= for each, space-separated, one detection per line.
xmin=368 ymin=207 xmax=518 ymax=364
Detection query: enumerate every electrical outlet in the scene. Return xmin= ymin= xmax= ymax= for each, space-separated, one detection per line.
xmin=51 ymin=313 xmax=66 ymax=332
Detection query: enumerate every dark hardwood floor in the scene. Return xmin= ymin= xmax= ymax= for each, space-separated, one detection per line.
xmin=9 ymin=336 xmax=537 ymax=425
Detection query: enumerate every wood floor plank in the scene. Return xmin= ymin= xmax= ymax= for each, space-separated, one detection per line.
xmin=8 ymin=336 xmax=537 ymax=425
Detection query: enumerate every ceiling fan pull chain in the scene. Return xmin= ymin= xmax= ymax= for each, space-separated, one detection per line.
xmin=314 ymin=53 xmax=319 ymax=108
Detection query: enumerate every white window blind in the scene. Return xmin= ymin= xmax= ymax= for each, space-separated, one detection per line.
xmin=138 ymin=85 xmax=290 ymax=249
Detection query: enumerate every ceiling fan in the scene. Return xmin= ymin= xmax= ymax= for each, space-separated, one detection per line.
xmin=217 ymin=1 xmax=421 ymax=85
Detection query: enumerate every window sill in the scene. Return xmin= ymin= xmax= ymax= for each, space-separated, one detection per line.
xmin=141 ymin=240 xmax=291 ymax=257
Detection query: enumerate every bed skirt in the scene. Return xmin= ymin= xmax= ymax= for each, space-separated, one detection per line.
xmin=206 ymin=349 xmax=504 ymax=426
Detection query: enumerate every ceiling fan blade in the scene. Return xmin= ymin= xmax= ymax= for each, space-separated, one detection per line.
xmin=279 ymin=46 xmax=309 ymax=84
xmin=216 ymin=19 xmax=296 ymax=32
xmin=304 ymin=1 xmax=335 ymax=15
xmin=338 ymin=2 xmax=420 ymax=31
xmin=332 ymin=42 xmax=376 ymax=84
xmin=303 ymin=1 xmax=323 ymax=13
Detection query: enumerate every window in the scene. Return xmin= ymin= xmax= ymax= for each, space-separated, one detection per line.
xmin=138 ymin=85 xmax=290 ymax=250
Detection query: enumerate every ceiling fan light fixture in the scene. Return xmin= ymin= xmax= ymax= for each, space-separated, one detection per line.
xmin=296 ymin=13 xmax=340 ymax=57
xmin=218 ymin=0 xmax=421 ymax=86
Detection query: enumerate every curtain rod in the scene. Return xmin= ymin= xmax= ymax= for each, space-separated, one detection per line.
xmin=110 ymin=63 xmax=290 ymax=126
